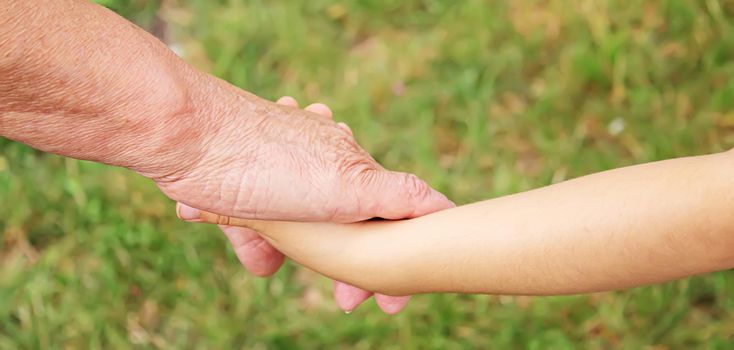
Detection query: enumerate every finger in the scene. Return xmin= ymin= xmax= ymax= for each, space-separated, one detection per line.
xmin=219 ymin=225 xmax=285 ymax=277
xmin=357 ymin=170 xmax=456 ymax=220
xmin=374 ymin=294 xmax=411 ymax=315
xmin=176 ymin=203 xmax=285 ymax=276
xmin=178 ymin=203 xmax=279 ymax=236
xmin=333 ymin=280 xmax=372 ymax=313
xmin=276 ymin=96 xmax=299 ymax=107
xmin=337 ymin=122 xmax=353 ymax=136
xmin=176 ymin=202 xmax=202 ymax=221
xmin=304 ymin=103 xmax=333 ymax=119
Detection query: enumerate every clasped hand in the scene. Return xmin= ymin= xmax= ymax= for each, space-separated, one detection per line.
xmin=169 ymin=96 xmax=453 ymax=314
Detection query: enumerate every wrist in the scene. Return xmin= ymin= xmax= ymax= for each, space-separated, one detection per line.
xmin=130 ymin=71 xmax=265 ymax=183
xmin=0 ymin=1 xmax=229 ymax=182
xmin=126 ymin=69 xmax=212 ymax=181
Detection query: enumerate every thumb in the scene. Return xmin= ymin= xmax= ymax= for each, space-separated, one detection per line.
xmin=356 ymin=170 xmax=455 ymax=220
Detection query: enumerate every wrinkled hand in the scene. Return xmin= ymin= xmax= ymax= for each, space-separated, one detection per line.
xmin=161 ymin=95 xmax=453 ymax=313
xmin=0 ymin=0 xmax=451 ymax=314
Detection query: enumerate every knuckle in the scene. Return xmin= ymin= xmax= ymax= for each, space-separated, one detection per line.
xmin=340 ymin=155 xmax=377 ymax=182
xmin=326 ymin=132 xmax=377 ymax=179
xmin=355 ymin=167 xmax=381 ymax=187
xmin=400 ymin=173 xmax=430 ymax=199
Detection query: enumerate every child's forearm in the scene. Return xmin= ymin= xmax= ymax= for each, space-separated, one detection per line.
xmin=198 ymin=150 xmax=734 ymax=296
xmin=375 ymin=150 xmax=734 ymax=295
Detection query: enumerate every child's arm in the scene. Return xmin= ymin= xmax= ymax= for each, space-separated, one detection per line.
xmin=189 ymin=150 xmax=734 ymax=296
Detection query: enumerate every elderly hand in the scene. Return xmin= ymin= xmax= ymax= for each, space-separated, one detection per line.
xmin=0 ymin=0 xmax=452 ymax=313
xmin=169 ymin=95 xmax=454 ymax=313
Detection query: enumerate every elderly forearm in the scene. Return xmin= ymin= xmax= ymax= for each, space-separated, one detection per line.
xmin=0 ymin=0 xmax=254 ymax=180
xmin=211 ymin=150 xmax=734 ymax=296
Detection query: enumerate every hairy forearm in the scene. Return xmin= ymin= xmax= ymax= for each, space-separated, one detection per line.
xmin=0 ymin=0 xmax=257 ymax=180
xmin=208 ymin=150 xmax=734 ymax=296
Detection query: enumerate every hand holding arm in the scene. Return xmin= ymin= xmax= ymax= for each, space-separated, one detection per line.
xmin=185 ymin=150 xmax=734 ymax=296
xmin=0 ymin=0 xmax=453 ymax=312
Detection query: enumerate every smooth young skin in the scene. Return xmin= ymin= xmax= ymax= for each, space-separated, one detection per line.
xmin=181 ymin=150 xmax=734 ymax=296
xmin=0 ymin=0 xmax=454 ymax=313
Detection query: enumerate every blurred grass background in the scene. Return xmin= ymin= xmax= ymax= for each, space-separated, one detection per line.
xmin=2 ymin=0 xmax=734 ymax=348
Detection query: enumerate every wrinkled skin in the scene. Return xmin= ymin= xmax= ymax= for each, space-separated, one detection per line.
xmin=0 ymin=0 xmax=454 ymax=314
xmin=169 ymin=96 xmax=454 ymax=313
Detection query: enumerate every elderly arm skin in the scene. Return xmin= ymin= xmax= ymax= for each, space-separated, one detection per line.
xmin=1 ymin=0 xmax=456 ymax=313
xmin=0 ymin=0 xmax=211 ymax=178
xmin=193 ymin=150 xmax=734 ymax=296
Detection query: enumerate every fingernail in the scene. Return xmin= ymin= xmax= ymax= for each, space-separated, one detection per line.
xmin=376 ymin=295 xmax=411 ymax=315
xmin=380 ymin=304 xmax=402 ymax=315
xmin=176 ymin=203 xmax=201 ymax=221
xmin=336 ymin=297 xmax=363 ymax=314
xmin=337 ymin=122 xmax=353 ymax=135
xmin=334 ymin=281 xmax=371 ymax=313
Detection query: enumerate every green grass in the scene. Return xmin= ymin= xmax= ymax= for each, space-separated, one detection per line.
xmin=2 ymin=0 xmax=734 ymax=348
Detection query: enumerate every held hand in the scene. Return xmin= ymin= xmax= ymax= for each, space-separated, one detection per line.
xmin=169 ymin=95 xmax=454 ymax=313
